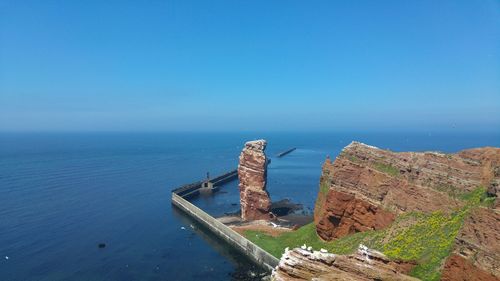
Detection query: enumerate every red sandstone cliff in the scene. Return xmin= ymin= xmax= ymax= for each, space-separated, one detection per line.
xmin=238 ymin=139 xmax=272 ymax=221
xmin=458 ymin=147 xmax=500 ymax=208
xmin=314 ymin=142 xmax=500 ymax=280
xmin=441 ymin=207 xmax=500 ymax=280
xmin=315 ymin=142 xmax=500 ymax=240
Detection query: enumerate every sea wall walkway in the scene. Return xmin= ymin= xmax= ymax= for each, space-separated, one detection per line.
xmin=171 ymin=171 xmax=279 ymax=272
xmin=172 ymin=170 xmax=237 ymax=198
xmin=276 ymin=147 xmax=296 ymax=158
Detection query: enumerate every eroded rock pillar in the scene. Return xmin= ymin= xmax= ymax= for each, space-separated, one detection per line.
xmin=238 ymin=140 xmax=272 ymax=220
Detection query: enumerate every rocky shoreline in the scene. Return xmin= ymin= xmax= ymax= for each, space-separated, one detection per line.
xmin=237 ymin=141 xmax=499 ymax=280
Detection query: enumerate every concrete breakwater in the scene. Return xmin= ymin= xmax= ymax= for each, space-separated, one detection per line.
xmin=172 ymin=170 xmax=237 ymax=198
xmin=276 ymin=147 xmax=296 ymax=158
xmin=171 ymin=172 xmax=279 ymax=272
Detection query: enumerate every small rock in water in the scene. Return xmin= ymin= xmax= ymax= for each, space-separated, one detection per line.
xmin=98 ymin=243 xmax=106 ymax=249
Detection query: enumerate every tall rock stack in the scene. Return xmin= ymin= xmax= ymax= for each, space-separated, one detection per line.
xmin=238 ymin=140 xmax=272 ymax=221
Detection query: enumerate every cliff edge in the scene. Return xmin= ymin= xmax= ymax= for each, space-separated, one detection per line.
xmin=314 ymin=141 xmax=499 ymax=280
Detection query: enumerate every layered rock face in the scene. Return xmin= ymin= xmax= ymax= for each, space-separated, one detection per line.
xmin=272 ymin=245 xmax=418 ymax=281
xmin=458 ymin=147 xmax=500 ymax=208
xmin=315 ymin=142 xmax=500 ymax=241
xmin=238 ymin=140 xmax=272 ymax=221
xmin=313 ymin=142 xmax=500 ymax=279
xmin=316 ymin=189 xmax=395 ymax=240
xmin=442 ymin=207 xmax=500 ymax=280
xmin=442 ymin=254 xmax=499 ymax=281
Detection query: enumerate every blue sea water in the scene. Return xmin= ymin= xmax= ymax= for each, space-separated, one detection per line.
xmin=0 ymin=132 xmax=498 ymax=281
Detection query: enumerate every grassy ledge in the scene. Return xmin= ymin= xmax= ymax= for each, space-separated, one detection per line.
xmin=244 ymin=223 xmax=371 ymax=259
xmin=372 ymin=161 xmax=400 ymax=177
xmin=243 ymin=187 xmax=490 ymax=281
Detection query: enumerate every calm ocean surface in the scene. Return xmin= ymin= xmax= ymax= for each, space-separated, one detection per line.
xmin=1 ymin=132 xmax=499 ymax=281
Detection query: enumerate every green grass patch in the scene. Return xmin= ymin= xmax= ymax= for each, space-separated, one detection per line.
xmin=482 ymin=196 xmax=496 ymax=207
xmin=347 ymin=155 xmax=361 ymax=163
xmin=434 ymin=184 xmax=463 ymax=198
xmin=381 ymin=187 xmax=486 ymax=280
xmin=244 ymin=223 xmax=374 ymax=258
xmin=458 ymin=186 xmax=488 ymax=203
xmin=339 ymin=151 xmax=361 ymax=164
xmin=469 ymin=186 xmax=496 ymax=208
xmin=319 ymin=183 xmax=329 ymax=195
xmin=246 ymin=211 xmax=466 ymax=281
xmin=433 ymin=185 xmax=495 ymax=205
xmin=245 ymin=186 xmax=489 ymax=281
xmin=381 ymin=210 xmax=466 ymax=281
xmin=314 ymin=183 xmax=330 ymax=214
xmin=372 ymin=161 xmax=400 ymax=177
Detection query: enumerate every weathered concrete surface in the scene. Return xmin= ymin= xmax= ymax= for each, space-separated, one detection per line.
xmin=272 ymin=245 xmax=418 ymax=281
xmin=172 ymin=170 xmax=237 ymax=198
xmin=171 ymin=193 xmax=279 ymax=271
xmin=238 ymin=140 xmax=272 ymax=221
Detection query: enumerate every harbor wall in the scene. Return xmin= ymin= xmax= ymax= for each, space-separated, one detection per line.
xmin=171 ymin=192 xmax=279 ymax=272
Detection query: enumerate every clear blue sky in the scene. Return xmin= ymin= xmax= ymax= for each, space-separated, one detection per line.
xmin=0 ymin=0 xmax=498 ymax=132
